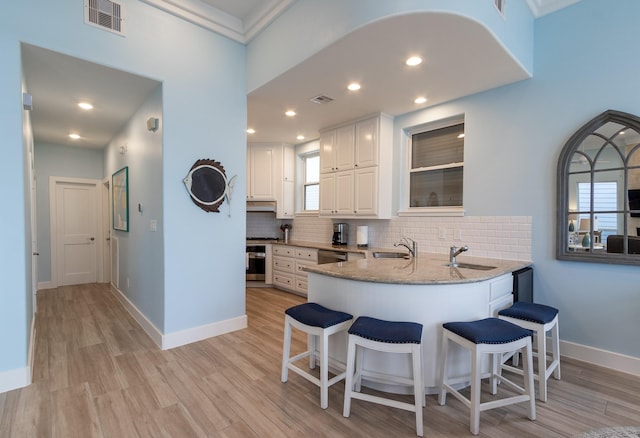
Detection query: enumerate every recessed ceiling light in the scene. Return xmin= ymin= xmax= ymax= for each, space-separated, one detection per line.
xmin=406 ymin=56 xmax=423 ymax=66
xmin=78 ymin=102 xmax=93 ymax=110
xmin=414 ymin=97 xmax=427 ymax=104
xmin=347 ymin=83 xmax=361 ymax=91
xmin=69 ymin=133 xmax=80 ymax=140
xmin=285 ymin=110 xmax=296 ymax=117
xmin=246 ymin=128 xmax=255 ymax=134
xmin=296 ymin=135 xmax=305 ymax=141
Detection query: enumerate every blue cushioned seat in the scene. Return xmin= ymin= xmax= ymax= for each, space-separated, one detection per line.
xmin=498 ymin=301 xmax=558 ymax=325
xmin=348 ymin=316 xmax=423 ymax=344
xmin=285 ymin=302 xmax=353 ymax=329
xmin=443 ymin=318 xmax=531 ymax=345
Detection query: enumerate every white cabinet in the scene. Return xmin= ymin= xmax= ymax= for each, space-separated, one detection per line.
xmin=247 ymin=143 xmax=295 ymax=218
xmin=319 ymin=114 xmax=393 ymax=218
xmin=247 ymin=144 xmax=276 ymax=200
xmin=272 ymin=245 xmax=318 ymax=296
xmin=488 ymin=274 xmax=514 ymax=317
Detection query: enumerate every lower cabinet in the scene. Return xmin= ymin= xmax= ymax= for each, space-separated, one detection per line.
xmin=272 ymin=245 xmax=318 ymax=296
xmin=488 ymin=274 xmax=514 ymax=316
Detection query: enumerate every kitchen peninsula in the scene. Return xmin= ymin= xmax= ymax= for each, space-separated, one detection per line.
xmin=305 ymin=254 xmax=531 ymax=394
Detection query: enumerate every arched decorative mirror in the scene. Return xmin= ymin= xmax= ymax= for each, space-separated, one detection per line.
xmin=557 ymin=110 xmax=640 ymax=265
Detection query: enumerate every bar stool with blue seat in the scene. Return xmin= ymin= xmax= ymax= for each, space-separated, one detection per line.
xmin=343 ymin=316 xmax=424 ymax=437
xmin=281 ymin=302 xmax=353 ymax=409
xmin=438 ymin=317 xmax=536 ymax=436
xmin=498 ymin=301 xmax=560 ymax=402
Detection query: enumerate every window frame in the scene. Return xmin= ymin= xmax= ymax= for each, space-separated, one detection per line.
xmin=302 ymin=152 xmax=320 ymax=212
xmin=399 ymin=115 xmax=465 ymax=217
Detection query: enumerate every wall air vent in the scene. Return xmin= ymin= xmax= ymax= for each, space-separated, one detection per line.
xmin=84 ymin=0 xmax=125 ymax=36
xmin=494 ymin=0 xmax=506 ymax=17
xmin=310 ymin=95 xmax=334 ymax=105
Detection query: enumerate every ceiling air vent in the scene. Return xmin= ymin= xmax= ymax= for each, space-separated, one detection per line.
xmin=84 ymin=0 xmax=125 ymax=36
xmin=494 ymin=0 xmax=506 ymax=17
xmin=310 ymin=95 xmax=334 ymax=105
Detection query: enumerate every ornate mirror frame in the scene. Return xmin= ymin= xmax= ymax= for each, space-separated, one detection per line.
xmin=557 ymin=110 xmax=640 ymax=265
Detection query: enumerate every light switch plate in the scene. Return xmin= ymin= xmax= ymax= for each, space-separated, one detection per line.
xmin=149 ymin=220 xmax=157 ymax=232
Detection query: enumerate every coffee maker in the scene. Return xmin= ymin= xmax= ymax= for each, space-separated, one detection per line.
xmin=332 ymin=223 xmax=349 ymax=245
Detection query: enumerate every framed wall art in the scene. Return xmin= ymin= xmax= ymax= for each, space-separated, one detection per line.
xmin=112 ymin=166 xmax=129 ymax=231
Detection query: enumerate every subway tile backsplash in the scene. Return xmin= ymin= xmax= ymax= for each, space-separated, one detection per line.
xmin=287 ymin=215 xmax=532 ymax=261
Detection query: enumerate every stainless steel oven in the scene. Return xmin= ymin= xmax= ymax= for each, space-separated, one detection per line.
xmin=246 ymin=245 xmax=266 ymax=281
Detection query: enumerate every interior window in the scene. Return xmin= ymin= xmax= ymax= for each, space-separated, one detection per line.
xmin=303 ymin=153 xmax=319 ymax=211
xmin=557 ymin=109 xmax=640 ymax=265
xmin=408 ymin=120 xmax=464 ymax=209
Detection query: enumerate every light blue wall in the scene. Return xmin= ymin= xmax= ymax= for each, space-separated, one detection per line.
xmin=247 ymin=0 xmax=534 ymax=92
xmin=34 ymin=143 xmax=104 ymax=282
xmin=1 ymin=0 xmax=246 ymax=374
xmin=394 ymin=0 xmax=640 ymax=357
xmin=103 ymin=85 xmax=165 ymax=330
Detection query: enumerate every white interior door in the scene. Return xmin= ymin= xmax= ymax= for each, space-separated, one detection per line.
xmin=55 ymin=181 xmax=99 ymax=286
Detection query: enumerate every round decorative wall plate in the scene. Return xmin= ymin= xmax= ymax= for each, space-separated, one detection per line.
xmin=183 ymin=159 xmax=236 ymax=213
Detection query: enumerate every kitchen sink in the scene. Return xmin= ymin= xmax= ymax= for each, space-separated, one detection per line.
xmin=445 ymin=262 xmax=496 ymax=271
xmin=372 ymin=251 xmax=410 ymax=259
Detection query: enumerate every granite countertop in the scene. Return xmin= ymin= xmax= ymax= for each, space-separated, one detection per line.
xmin=303 ymin=253 xmax=531 ymax=285
xmin=270 ymin=239 xmax=379 ymax=255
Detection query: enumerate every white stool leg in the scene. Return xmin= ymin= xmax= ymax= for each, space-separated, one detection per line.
xmin=412 ymin=343 xmax=424 ymax=437
xmin=522 ymin=338 xmax=536 ymax=421
xmin=490 ymin=353 xmax=499 ymax=395
xmin=320 ymin=330 xmax=329 ymax=409
xmin=354 ymin=344 xmax=364 ymax=392
xmin=343 ymin=334 xmax=357 ymax=417
xmin=438 ymin=332 xmax=449 ymax=405
xmin=551 ymin=321 xmax=561 ymax=380
xmin=470 ymin=347 xmax=481 ymax=436
xmin=309 ymin=333 xmax=316 ymax=369
xmin=535 ymin=326 xmax=548 ymax=402
xmin=281 ymin=318 xmax=292 ymax=382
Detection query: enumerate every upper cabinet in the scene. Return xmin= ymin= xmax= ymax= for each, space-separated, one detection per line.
xmin=319 ymin=114 xmax=393 ymax=218
xmin=247 ymin=144 xmax=275 ymax=200
xmin=247 ymin=143 xmax=295 ymax=218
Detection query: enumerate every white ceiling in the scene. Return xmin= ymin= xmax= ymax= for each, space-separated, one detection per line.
xmin=23 ymin=0 xmax=581 ymax=150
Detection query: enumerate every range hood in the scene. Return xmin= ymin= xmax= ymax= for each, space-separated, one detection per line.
xmin=246 ymin=200 xmax=276 ymax=212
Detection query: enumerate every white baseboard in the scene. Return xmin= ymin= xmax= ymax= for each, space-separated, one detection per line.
xmin=110 ymin=286 xmax=248 ymax=351
xmin=0 ymin=367 xmax=30 ymax=393
xmin=37 ymin=280 xmax=53 ymax=290
xmin=561 ymin=340 xmax=640 ymax=377
xmin=162 ymin=315 xmax=247 ymax=350
xmin=111 ymin=286 xmax=164 ymax=348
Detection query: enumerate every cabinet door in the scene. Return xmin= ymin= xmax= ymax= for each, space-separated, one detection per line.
xmin=320 ymin=130 xmax=336 ymax=173
xmin=335 ymin=171 xmax=355 ymax=216
xmin=319 ymin=173 xmax=336 ymax=215
xmin=354 ymin=167 xmax=377 ymax=215
xmin=278 ymin=180 xmax=294 ymax=218
xmin=335 ymin=124 xmax=355 ymax=171
xmin=248 ymin=145 xmax=275 ymax=200
xmin=355 ymin=117 xmax=378 ymax=168
xmin=282 ymin=143 xmax=295 ymax=182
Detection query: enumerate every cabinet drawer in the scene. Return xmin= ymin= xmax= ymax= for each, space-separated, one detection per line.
xmin=273 ymin=256 xmax=295 ymax=273
xmin=490 ymin=274 xmax=513 ymax=300
xmin=273 ymin=272 xmax=295 ymax=290
xmin=273 ymin=245 xmax=294 ymax=257
xmin=295 ymin=278 xmax=308 ymax=295
xmin=295 ymin=259 xmax=317 ymax=278
xmin=295 ymin=248 xmax=318 ymax=262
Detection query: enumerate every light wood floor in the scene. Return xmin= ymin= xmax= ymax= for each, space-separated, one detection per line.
xmin=1 ymin=283 xmax=639 ymax=437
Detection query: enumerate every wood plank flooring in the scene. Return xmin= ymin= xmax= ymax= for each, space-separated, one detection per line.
xmin=1 ymin=283 xmax=638 ymax=437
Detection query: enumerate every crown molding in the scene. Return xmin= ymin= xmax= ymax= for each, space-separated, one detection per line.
xmin=526 ymin=0 xmax=582 ymax=17
xmin=139 ymin=0 xmax=294 ymax=44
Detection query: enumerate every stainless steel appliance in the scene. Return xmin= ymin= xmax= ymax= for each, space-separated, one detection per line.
xmin=332 ymin=223 xmax=349 ymax=245
xmin=318 ymin=249 xmax=348 ymax=264
xmin=246 ymin=244 xmax=266 ymax=281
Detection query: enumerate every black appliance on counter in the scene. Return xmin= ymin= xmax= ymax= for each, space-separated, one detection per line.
xmin=332 ymin=223 xmax=349 ymax=245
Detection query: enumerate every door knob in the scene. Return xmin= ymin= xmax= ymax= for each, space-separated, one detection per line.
xmin=33 ymin=252 xmax=39 ymax=256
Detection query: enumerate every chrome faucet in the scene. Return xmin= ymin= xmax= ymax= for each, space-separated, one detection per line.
xmin=449 ymin=245 xmax=469 ymax=266
xmin=394 ymin=237 xmax=418 ymax=258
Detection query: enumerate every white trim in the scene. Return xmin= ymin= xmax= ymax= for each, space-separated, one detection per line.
xmin=27 ymin=314 xmax=36 ymax=384
xmin=560 ymin=339 xmax=640 ymax=377
xmin=162 ymin=315 xmax=247 ymax=350
xmin=0 ymin=367 xmax=30 ymax=394
xmin=397 ymin=207 xmax=465 ymax=217
xmin=111 ymin=285 xmax=164 ymax=348
xmin=37 ymin=280 xmax=54 ymax=290
xmin=526 ymin=0 xmax=582 ymax=18
xmin=110 ymin=285 xmax=248 ymax=351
